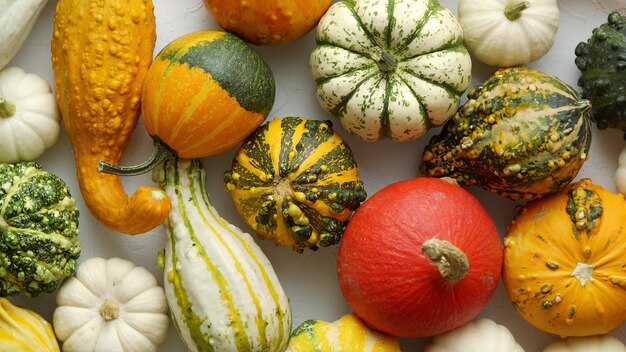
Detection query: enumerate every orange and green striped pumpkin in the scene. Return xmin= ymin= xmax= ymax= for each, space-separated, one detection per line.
xmin=141 ymin=30 xmax=275 ymax=158
xmin=224 ymin=117 xmax=367 ymax=252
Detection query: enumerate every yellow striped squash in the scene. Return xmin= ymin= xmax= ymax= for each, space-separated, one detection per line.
xmin=156 ymin=157 xmax=291 ymax=352
xmin=285 ymin=313 xmax=401 ymax=352
xmin=224 ymin=117 xmax=367 ymax=252
xmin=0 ymin=298 xmax=59 ymax=352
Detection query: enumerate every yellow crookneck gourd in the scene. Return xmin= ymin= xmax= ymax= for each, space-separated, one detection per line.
xmin=286 ymin=313 xmax=401 ymax=352
xmin=51 ymin=0 xmax=171 ymax=235
xmin=504 ymin=179 xmax=626 ymax=337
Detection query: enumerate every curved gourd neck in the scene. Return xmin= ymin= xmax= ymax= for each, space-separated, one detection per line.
xmin=0 ymin=97 xmax=16 ymax=118
xmin=98 ymin=138 xmax=174 ymax=176
xmin=504 ymin=1 xmax=530 ymax=21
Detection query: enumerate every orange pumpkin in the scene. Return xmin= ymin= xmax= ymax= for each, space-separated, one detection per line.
xmin=203 ymin=0 xmax=332 ymax=45
xmin=503 ymin=179 xmax=626 ymax=337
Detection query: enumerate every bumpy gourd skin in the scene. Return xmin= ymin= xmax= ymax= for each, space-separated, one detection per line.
xmin=51 ymin=0 xmax=171 ymax=235
xmin=0 ymin=162 xmax=80 ymax=297
xmin=225 ymin=117 xmax=366 ymax=252
xmin=575 ymin=12 xmax=626 ymax=134
xmin=421 ymin=67 xmax=592 ymax=201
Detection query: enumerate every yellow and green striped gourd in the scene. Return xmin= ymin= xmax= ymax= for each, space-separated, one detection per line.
xmin=0 ymin=298 xmax=59 ymax=352
xmin=224 ymin=117 xmax=367 ymax=252
xmin=286 ymin=313 xmax=401 ymax=352
xmin=156 ymin=157 xmax=291 ymax=352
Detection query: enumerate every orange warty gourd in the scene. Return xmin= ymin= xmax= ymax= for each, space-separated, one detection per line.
xmin=51 ymin=0 xmax=171 ymax=235
xmin=203 ymin=0 xmax=332 ymax=45
xmin=503 ymin=179 xmax=626 ymax=337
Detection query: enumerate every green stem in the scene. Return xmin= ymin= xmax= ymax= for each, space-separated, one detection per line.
xmin=98 ymin=138 xmax=173 ymax=176
xmin=0 ymin=97 xmax=16 ymax=118
xmin=504 ymin=1 xmax=530 ymax=21
xmin=376 ymin=52 xmax=397 ymax=74
xmin=422 ymin=238 xmax=469 ymax=282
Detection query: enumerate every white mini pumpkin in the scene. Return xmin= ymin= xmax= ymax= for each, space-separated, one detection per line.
xmin=457 ymin=0 xmax=560 ymax=67
xmin=424 ymin=319 xmax=525 ymax=352
xmin=0 ymin=66 xmax=60 ymax=162
xmin=53 ymin=257 xmax=169 ymax=352
xmin=543 ymin=336 xmax=626 ymax=352
xmin=310 ymin=0 xmax=472 ymax=142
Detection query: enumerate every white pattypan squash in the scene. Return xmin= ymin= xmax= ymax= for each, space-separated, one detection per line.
xmin=457 ymin=0 xmax=560 ymax=67
xmin=543 ymin=336 xmax=626 ymax=352
xmin=0 ymin=297 xmax=60 ymax=352
xmin=424 ymin=319 xmax=525 ymax=352
xmin=310 ymin=0 xmax=472 ymax=142
xmin=616 ymin=145 xmax=626 ymax=196
xmin=0 ymin=66 xmax=60 ymax=162
xmin=53 ymin=257 xmax=169 ymax=352
xmin=0 ymin=0 xmax=49 ymax=69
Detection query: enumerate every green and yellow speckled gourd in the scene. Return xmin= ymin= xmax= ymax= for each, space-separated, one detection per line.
xmin=0 ymin=162 xmax=80 ymax=297
xmin=285 ymin=313 xmax=401 ymax=352
xmin=575 ymin=12 xmax=626 ymax=134
xmin=156 ymin=157 xmax=291 ymax=352
xmin=224 ymin=117 xmax=366 ymax=252
xmin=421 ymin=67 xmax=592 ymax=201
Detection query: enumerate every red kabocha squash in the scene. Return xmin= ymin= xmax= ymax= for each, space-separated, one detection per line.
xmin=337 ymin=177 xmax=503 ymax=338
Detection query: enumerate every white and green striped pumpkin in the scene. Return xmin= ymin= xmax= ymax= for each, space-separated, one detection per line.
xmin=310 ymin=0 xmax=472 ymax=142
xmin=155 ymin=157 xmax=291 ymax=352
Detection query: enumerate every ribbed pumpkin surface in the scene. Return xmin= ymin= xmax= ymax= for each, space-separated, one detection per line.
xmin=422 ymin=66 xmax=592 ymax=200
xmin=142 ymin=30 xmax=275 ymax=158
xmin=158 ymin=157 xmax=291 ymax=352
xmin=310 ymin=0 xmax=472 ymax=141
xmin=0 ymin=298 xmax=59 ymax=352
xmin=0 ymin=162 xmax=80 ymax=297
xmin=224 ymin=117 xmax=366 ymax=252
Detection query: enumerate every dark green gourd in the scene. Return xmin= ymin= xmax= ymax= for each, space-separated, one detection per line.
xmin=421 ymin=67 xmax=592 ymax=201
xmin=575 ymin=12 xmax=626 ymax=134
xmin=0 ymin=162 xmax=80 ymax=296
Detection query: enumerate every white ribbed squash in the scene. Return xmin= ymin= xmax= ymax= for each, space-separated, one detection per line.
xmin=53 ymin=257 xmax=170 ymax=352
xmin=310 ymin=0 xmax=472 ymax=142
xmin=424 ymin=319 xmax=525 ymax=352
xmin=0 ymin=67 xmax=60 ymax=162
xmin=155 ymin=157 xmax=292 ymax=352
xmin=543 ymin=336 xmax=626 ymax=352
xmin=0 ymin=298 xmax=59 ymax=352
xmin=458 ymin=0 xmax=560 ymax=67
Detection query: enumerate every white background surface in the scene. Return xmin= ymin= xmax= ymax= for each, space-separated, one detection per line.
xmin=7 ymin=0 xmax=626 ymax=351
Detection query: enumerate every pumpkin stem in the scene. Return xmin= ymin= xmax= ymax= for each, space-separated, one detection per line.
xmin=504 ymin=1 xmax=530 ymax=21
xmin=575 ymin=99 xmax=592 ymax=113
xmin=98 ymin=138 xmax=173 ymax=176
xmin=0 ymin=97 xmax=16 ymax=118
xmin=99 ymin=299 xmax=119 ymax=321
xmin=377 ymin=52 xmax=397 ymax=74
xmin=421 ymin=238 xmax=469 ymax=282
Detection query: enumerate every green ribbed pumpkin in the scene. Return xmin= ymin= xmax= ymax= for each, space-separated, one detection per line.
xmin=0 ymin=162 xmax=80 ymax=297
xmin=224 ymin=117 xmax=366 ymax=252
xmin=421 ymin=67 xmax=592 ymax=201
xmin=156 ymin=157 xmax=291 ymax=352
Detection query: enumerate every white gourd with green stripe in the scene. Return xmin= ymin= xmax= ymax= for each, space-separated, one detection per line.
xmin=155 ymin=157 xmax=291 ymax=352
xmin=310 ymin=0 xmax=472 ymax=142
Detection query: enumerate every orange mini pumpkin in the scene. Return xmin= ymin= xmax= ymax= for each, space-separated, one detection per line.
xmin=203 ymin=0 xmax=332 ymax=45
xmin=503 ymin=179 xmax=626 ymax=337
